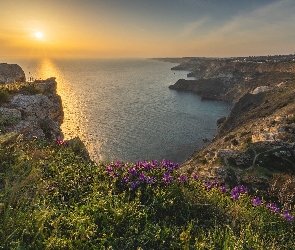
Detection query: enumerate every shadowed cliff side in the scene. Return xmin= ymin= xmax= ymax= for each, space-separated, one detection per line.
xmin=167 ymin=56 xmax=295 ymax=204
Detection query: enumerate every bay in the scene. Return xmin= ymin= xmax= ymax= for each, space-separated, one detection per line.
xmin=2 ymin=58 xmax=231 ymax=163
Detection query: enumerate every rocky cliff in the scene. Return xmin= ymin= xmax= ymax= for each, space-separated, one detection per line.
xmin=0 ymin=67 xmax=64 ymax=140
xmin=169 ymin=58 xmax=295 ymax=103
xmin=168 ymin=55 xmax=295 ymax=204
xmin=0 ymin=63 xmax=26 ymax=84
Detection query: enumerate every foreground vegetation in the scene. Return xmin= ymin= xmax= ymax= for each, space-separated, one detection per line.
xmin=0 ymin=134 xmax=294 ymax=249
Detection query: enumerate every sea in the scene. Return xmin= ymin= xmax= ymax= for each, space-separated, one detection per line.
xmin=2 ymin=58 xmax=231 ymax=163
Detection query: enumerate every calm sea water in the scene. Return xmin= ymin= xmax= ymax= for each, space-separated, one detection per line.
xmin=3 ymin=58 xmax=231 ymax=163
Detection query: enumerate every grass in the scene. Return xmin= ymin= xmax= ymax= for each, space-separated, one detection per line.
xmin=0 ymin=135 xmax=294 ymax=249
xmin=0 ymin=82 xmax=42 ymax=104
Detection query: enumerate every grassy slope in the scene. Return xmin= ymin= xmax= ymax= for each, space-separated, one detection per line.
xmin=0 ymin=134 xmax=294 ymax=249
xmin=180 ymin=75 xmax=295 ymax=204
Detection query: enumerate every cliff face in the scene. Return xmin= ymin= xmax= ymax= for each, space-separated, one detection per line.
xmin=169 ymin=59 xmax=295 ymax=103
xmin=169 ymin=56 xmax=295 ymax=202
xmin=0 ymin=74 xmax=64 ymax=140
xmin=0 ymin=63 xmax=26 ymax=84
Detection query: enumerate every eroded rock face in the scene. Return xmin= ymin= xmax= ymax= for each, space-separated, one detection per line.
xmin=0 ymin=77 xmax=64 ymax=140
xmin=9 ymin=93 xmax=62 ymax=139
xmin=251 ymin=86 xmax=271 ymax=94
xmin=0 ymin=108 xmax=22 ymax=124
xmin=11 ymin=94 xmax=52 ymax=119
xmin=0 ymin=63 xmax=26 ymax=84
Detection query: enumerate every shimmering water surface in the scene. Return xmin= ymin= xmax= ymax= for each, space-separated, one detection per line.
xmin=3 ymin=58 xmax=231 ymax=163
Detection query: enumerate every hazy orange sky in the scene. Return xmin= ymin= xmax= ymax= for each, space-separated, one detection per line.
xmin=1 ymin=0 xmax=295 ymax=58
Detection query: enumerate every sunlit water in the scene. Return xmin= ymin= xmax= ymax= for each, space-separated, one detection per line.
xmin=2 ymin=58 xmax=231 ymax=163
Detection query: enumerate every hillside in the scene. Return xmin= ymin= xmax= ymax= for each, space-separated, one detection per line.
xmin=168 ymin=55 xmax=295 ymax=206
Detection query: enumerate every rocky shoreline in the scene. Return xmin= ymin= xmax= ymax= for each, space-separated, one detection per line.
xmin=165 ymin=55 xmax=295 ymax=202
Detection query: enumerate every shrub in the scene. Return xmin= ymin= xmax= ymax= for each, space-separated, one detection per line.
xmin=0 ymin=90 xmax=9 ymax=104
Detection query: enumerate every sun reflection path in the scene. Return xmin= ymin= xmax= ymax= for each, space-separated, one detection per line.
xmin=35 ymin=59 xmax=103 ymax=162
xmin=36 ymin=59 xmax=84 ymax=141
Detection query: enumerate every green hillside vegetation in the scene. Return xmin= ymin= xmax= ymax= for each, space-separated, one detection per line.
xmin=0 ymin=82 xmax=42 ymax=104
xmin=0 ymin=134 xmax=294 ymax=249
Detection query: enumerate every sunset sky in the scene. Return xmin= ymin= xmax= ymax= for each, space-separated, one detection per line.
xmin=1 ymin=0 xmax=295 ymax=58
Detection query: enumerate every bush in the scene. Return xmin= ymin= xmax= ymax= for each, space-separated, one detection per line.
xmin=0 ymin=90 xmax=9 ymax=104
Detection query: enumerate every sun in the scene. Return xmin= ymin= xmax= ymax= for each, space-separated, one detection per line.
xmin=35 ymin=32 xmax=43 ymax=39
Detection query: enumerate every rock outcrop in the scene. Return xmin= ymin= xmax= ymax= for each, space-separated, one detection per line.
xmin=0 ymin=63 xmax=26 ymax=84
xmin=0 ymin=75 xmax=64 ymax=140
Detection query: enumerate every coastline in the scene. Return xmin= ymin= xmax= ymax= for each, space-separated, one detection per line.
xmin=165 ymin=55 xmax=295 ymax=196
xmin=1 ymin=58 xmax=295 ymax=194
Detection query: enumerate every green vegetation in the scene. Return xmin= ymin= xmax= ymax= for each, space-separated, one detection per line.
xmin=0 ymin=134 xmax=294 ymax=249
xmin=0 ymin=82 xmax=42 ymax=104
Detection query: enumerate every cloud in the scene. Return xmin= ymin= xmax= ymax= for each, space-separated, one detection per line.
xmin=179 ymin=17 xmax=209 ymax=38
xmin=187 ymin=0 xmax=295 ymax=56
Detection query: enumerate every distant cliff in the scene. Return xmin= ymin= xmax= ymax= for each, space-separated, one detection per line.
xmin=169 ymin=58 xmax=295 ymax=103
xmin=168 ymin=55 xmax=295 ymax=202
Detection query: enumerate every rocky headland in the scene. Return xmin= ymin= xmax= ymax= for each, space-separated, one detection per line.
xmin=0 ymin=65 xmax=63 ymax=140
xmin=0 ymin=63 xmax=25 ymax=84
xmin=166 ymin=54 xmax=295 ymax=203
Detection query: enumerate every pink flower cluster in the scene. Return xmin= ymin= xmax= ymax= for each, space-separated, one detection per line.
xmin=56 ymin=139 xmax=67 ymax=146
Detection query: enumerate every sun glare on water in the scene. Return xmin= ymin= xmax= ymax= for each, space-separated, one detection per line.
xmin=35 ymin=32 xmax=43 ymax=39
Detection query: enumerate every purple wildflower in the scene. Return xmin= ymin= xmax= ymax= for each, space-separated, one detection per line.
xmin=192 ymin=173 xmax=199 ymax=181
xmin=114 ymin=161 xmax=121 ymax=167
xmin=177 ymin=174 xmax=188 ymax=183
xmin=106 ymin=165 xmax=113 ymax=172
xmin=282 ymin=210 xmax=293 ymax=223
xmin=212 ymin=180 xmax=219 ymax=187
xmin=106 ymin=165 xmax=119 ymax=178
xmin=161 ymin=159 xmax=179 ymax=172
xmin=238 ymin=185 xmax=248 ymax=193
xmin=251 ymin=197 xmax=262 ymax=207
xmin=220 ymin=186 xmax=227 ymax=193
xmin=146 ymin=176 xmax=157 ymax=184
xmin=205 ymin=182 xmax=214 ymax=190
xmin=162 ymin=172 xmax=174 ymax=184
xmin=130 ymin=181 xmax=139 ymax=189
xmin=142 ymin=161 xmax=150 ymax=170
xmin=138 ymin=173 xmax=147 ymax=182
xmin=231 ymin=192 xmax=239 ymax=200
xmin=150 ymin=160 xmax=158 ymax=169
xmin=230 ymin=185 xmax=248 ymax=200
xmin=120 ymin=176 xmax=130 ymax=185
xmin=266 ymin=203 xmax=280 ymax=214
xmin=128 ymin=167 xmax=138 ymax=176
